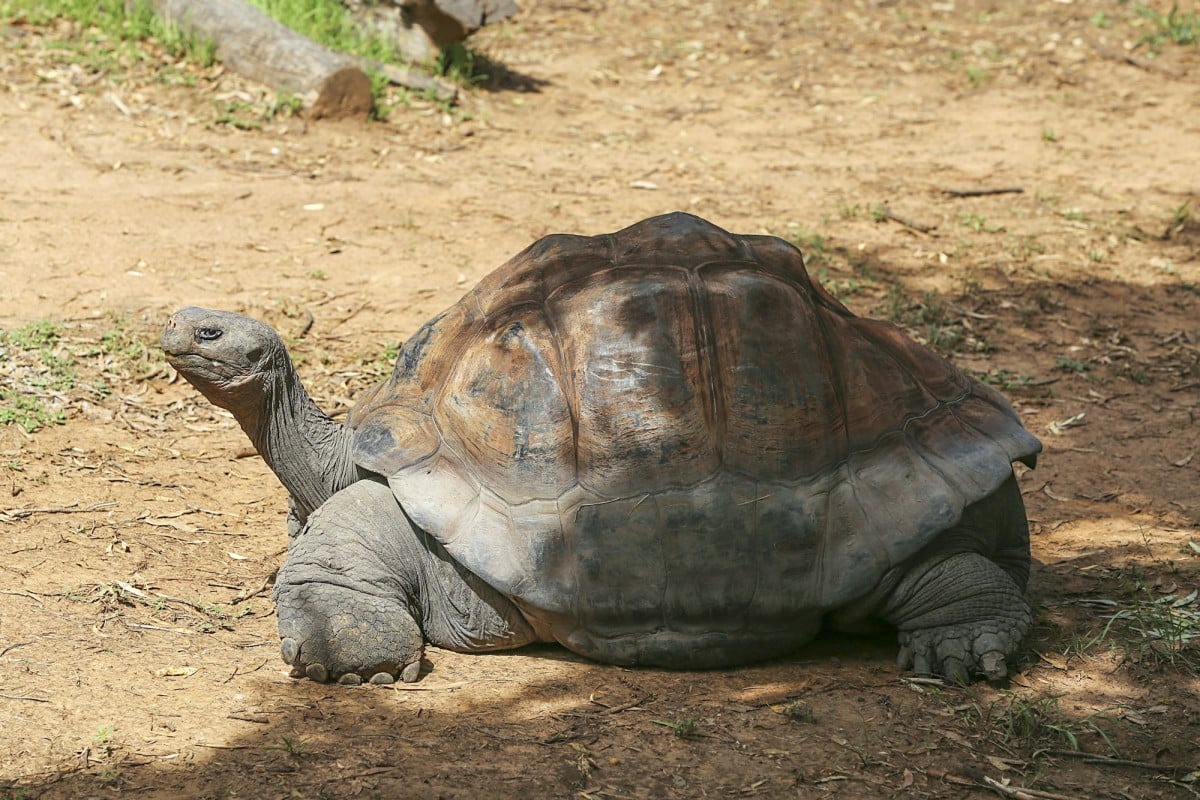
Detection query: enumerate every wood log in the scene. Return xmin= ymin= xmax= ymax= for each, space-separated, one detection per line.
xmin=150 ymin=0 xmax=459 ymax=117
xmin=151 ymin=0 xmax=372 ymax=119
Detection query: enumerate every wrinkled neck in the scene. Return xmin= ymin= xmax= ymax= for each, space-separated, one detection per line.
xmin=235 ymin=362 xmax=359 ymax=523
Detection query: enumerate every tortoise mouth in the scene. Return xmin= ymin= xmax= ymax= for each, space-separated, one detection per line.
xmin=166 ymin=352 xmax=250 ymax=387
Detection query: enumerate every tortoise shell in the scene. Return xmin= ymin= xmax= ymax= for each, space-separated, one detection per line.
xmin=347 ymin=212 xmax=1040 ymax=662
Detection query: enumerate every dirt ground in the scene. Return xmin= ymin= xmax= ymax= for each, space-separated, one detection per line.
xmin=1 ymin=0 xmax=1199 ymax=797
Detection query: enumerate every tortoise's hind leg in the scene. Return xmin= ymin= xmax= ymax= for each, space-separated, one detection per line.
xmin=882 ymin=475 xmax=1033 ymax=683
xmin=883 ymin=551 xmax=1031 ymax=682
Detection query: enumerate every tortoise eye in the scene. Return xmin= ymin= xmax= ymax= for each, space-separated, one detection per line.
xmin=196 ymin=327 xmax=223 ymax=341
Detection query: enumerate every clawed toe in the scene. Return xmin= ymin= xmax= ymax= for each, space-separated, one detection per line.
xmin=897 ymin=619 xmax=1024 ymax=683
xmin=279 ymin=635 xmax=421 ymax=686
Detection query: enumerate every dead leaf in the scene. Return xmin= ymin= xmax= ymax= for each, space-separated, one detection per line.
xmin=154 ymin=666 xmax=197 ymax=678
xmin=1038 ymin=652 xmax=1069 ymax=670
xmin=1042 ymin=484 xmax=1071 ymax=502
xmin=901 ymin=768 xmax=914 ymax=787
xmin=1046 ymin=412 xmax=1086 ymax=434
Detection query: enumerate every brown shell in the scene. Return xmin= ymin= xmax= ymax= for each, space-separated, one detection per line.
xmin=348 ymin=213 xmax=1040 ymax=647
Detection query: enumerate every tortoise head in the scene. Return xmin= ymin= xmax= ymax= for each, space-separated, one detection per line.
xmin=161 ymin=307 xmax=288 ymax=413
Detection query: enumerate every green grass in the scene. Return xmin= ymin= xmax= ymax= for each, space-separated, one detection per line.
xmin=360 ymin=341 xmax=401 ymax=381
xmin=883 ymin=283 xmax=969 ymax=354
xmin=970 ymin=369 xmax=1041 ymax=394
xmin=930 ymin=686 xmax=1117 ymax=757
xmin=244 ymin=0 xmax=404 ymax=64
xmin=0 ymin=320 xmax=73 ymax=432
xmin=243 ymin=0 xmax=489 ymax=108
xmin=1136 ymin=3 xmax=1197 ymax=50
xmin=959 ymin=213 xmax=1007 ymax=234
xmin=1054 ymin=355 xmax=1090 ymax=374
xmin=2 ymin=0 xmax=483 ymax=122
xmin=0 ymin=315 xmax=164 ymax=433
xmin=2 ymin=0 xmax=216 ymax=67
xmin=984 ymin=692 xmax=1116 ymax=753
xmin=652 ymin=718 xmax=699 ymax=738
xmin=1093 ymin=584 xmax=1200 ymax=673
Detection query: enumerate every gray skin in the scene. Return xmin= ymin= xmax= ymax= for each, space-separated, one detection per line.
xmin=162 ymin=307 xmax=1034 ymax=686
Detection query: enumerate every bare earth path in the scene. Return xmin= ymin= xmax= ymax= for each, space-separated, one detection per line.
xmin=1 ymin=1 xmax=1198 ymax=798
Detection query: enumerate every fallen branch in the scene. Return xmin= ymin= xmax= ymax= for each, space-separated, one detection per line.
xmin=879 ymin=207 xmax=937 ymax=235
xmin=981 ymin=776 xmax=1081 ymax=800
xmin=0 ymin=693 xmax=49 ymax=703
xmin=943 ymin=187 xmax=1024 ymax=198
xmin=1038 ymin=748 xmax=1186 ymax=774
xmin=1088 ymin=39 xmax=1185 ymax=77
xmin=0 ymin=501 xmax=116 ymax=522
xmin=363 ymin=59 xmax=457 ymax=103
xmin=230 ymin=571 xmax=275 ymax=605
xmin=588 ymin=693 xmax=653 ymax=714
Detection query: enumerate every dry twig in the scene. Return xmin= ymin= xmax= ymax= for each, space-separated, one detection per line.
xmin=943 ymin=187 xmax=1024 ymax=197
xmin=981 ymin=776 xmax=1082 ymax=800
xmin=0 ymin=501 xmax=116 ymax=521
xmin=878 ymin=207 xmax=937 ymax=235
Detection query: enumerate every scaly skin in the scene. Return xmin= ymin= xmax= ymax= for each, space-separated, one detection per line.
xmin=884 ymin=552 xmax=1031 ymax=682
xmin=275 ymin=479 xmax=541 ymax=684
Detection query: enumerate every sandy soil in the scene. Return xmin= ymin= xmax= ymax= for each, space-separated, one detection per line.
xmin=1 ymin=1 xmax=1198 ymax=798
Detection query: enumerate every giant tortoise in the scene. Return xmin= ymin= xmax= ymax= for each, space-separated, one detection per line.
xmin=162 ymin=212 xmax=1041 ymax=686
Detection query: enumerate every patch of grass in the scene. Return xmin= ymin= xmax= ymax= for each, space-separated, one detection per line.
xmin=1042 ymin=127 xmax=1059 ymax=143
xmin=214 ymin=100 xmax=265 ymax=131
xmin=245 ymin=0 xmax=402 ymax=64
xmin=815 ymin=268 xmax=875 ymax=301
xmin=959 ymin=213 xmax=1006 ymax=234
xmin=4 ymin=318 xmax=62 ymax=350
xmin=653 ymin=718 xmax=699 ymax=738
xmin=436 ymin=41 xmax=489 ymax=85
xmin=66 ymin=581 xmax=251 ymax=633
xmin=882 ymin=282 xmax=968 ymax=354
xmin=970 ymin=369 xmax=1041 ymax=393
xmin=269 ymin=92 xmax=305 ymax=121
xmin=1 ymin=0 xmax=216 ymax=70
xmin=985 ymin=692 xmax=1117 ymax=753
xmin=785 ymin=227 xmax=831 ymax=268
xmin=934 ymin=687 xmax=1116 ymax=755
xmin=1136 ymin=3 xmax=1198 ymax=51
xmin=1171 ymin=200 xmax=1192 ymax=226
xmin=360 ymin=341 xmax=401 ymax=381
xmin=270 ymin=736 xmax=310 ymax=758
xmin=1055 ymin=355 xmax=1090 ymax=374
xmin=778 ymin=700 xmax=817 ymax=723
xmin=1095 ymin=584 xmax=1200 ymax=673
xmin=0 ymin=319 xmax=75 ymax=432
xmin=93 ymin=724 xmax=115 ymax=745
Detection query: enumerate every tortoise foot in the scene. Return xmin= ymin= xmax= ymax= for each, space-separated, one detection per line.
xmin=275 ymin=582 xmax=424 ymax=685
xmin=896 ymin=619 xmax=1026 ymax=682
